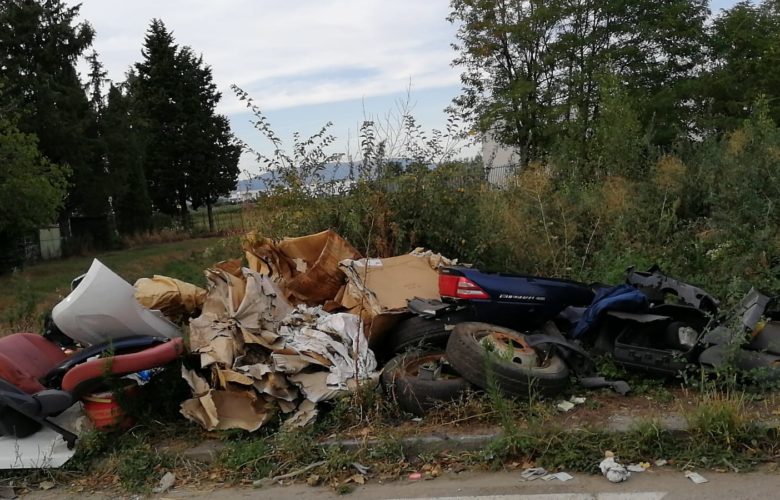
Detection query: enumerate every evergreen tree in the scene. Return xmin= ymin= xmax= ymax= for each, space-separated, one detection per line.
xmin=133 ymin=19 xmax=184 ymax=219
xmin=103 ymin=83 xmax=152 ymax=234
xmin=0 ymin=0 xmax=107 ymax=223
xmin=133 ymin=19 xmax=240 ymax=227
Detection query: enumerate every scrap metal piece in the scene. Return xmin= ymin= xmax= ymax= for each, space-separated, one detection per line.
xmin=626 ymin=265 xmax=719 ymax=313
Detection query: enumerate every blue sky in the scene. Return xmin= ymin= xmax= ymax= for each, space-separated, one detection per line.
xmin=71 ymin=0 xmax=741 ymax=178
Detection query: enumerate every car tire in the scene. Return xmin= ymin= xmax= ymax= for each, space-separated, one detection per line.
xmin=386 ymin=314 xmax=469 ymax=355
xmin=381 ymin=350 xmax=471 ymax=416
xmin=445 ymin=322 xmax=570 ymax=398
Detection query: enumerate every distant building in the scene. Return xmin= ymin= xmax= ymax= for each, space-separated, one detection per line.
xmin=482 ymin=131 xmax=522 ymax=187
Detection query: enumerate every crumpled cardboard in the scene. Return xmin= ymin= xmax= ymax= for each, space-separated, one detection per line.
xmin=180 ymin=263 xmax=377 ymax=432
xmin=339 ymin=249 xmax=454 ymax=346
xmin=134 ymin=275 xmax=207 ymax=322
xmin=243 ymin=230 xmax=361 ymax=305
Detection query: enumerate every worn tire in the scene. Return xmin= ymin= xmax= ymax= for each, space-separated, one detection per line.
xmin=446 ymin=322 xmax=570 ymax=398
xmin=386 ymin=313 xmax=469 ymax=355
xmin=381 ymin=350 xmax=471 ymax=416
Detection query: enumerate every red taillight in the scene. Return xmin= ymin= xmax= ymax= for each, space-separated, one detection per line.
xmin=438 ymin=274 xmax=490 ymax=300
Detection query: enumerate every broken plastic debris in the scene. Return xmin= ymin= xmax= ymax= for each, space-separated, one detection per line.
xmin=408 ymin=472 xmax=422 ymax=481
xmin=52 ymin=259 xmax=180 ymax=346
xmin=627 ymin=464 xmax=647 ymax=473
xmin=654 ymin=459 xmax=668 ymax=467
xmin=351 ymin=462 xmax=370 ymax=475
xmin=152 ymin=472 xmax=176 ymax=493
xmin=556 ymin=396 xmax=586 ymax=412
xmin=599 ymin=451 xmax=630 ymax=483
xmin=541 ymin=472 xmax=574 ymax=482
xmin=685 ymin=471 xmax=709 ymax=484
xmin=520 ymin=467 xmax=547 ymax=480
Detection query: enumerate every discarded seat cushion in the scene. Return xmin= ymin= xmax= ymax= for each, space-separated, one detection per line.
xmin=61 ymin=337 xmax=185 ymax=397
xmin=0 ymin=333 xmax=67 ymax=393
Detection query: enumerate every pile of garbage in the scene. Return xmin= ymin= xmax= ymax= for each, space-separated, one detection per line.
xmin=4 ymin=227 xmax=779 ymax=451
xmin=160 ymin=230 xmax=780 ymax=426
xmin=177 ymin=230 xmax=451 ymax=430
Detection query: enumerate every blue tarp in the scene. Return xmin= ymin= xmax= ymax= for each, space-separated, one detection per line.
xmin=571 ymin=284 xmax=648 ymax=338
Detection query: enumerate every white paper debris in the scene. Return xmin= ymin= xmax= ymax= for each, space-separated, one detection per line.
xmin=541 ymin=472 xmax=573 ymax=482
xmin=556 ymin=400 xmax=576 ymax=412
xmin=600 ymin=452 xmax=630 ymax=483
xmin=685 ymin=471 xmax=709 ymax=484
xmin=152 ymin=472 xmax=176 ymax=493
xmin=520 ymin=467 xmax=547 ymax=480
xmin=556 ymin=396 xmax=586 ymax=412
xmin=182 ymin=266 xmax=378 ymax=432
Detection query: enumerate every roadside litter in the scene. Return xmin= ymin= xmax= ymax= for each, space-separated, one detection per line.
xmin=599 ymin=451 xmax=630 ymax=483
xmin=556 ymin=396 xmax=586 ymax=412
xmin=685 ymin=470 xmax=709 ymax=484
xmin=520 ymin=467 xmax=548 ymax=480
xmin=3 ymin=227 xmax=780 ymax=473
xmin=541 ymin=471 xmax=574 ymax=482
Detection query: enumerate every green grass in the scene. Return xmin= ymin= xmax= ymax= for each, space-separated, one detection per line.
xmin=0 ymin=236 xmax=241 ymax=334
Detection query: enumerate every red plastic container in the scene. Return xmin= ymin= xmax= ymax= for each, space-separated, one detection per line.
xmin=82 ymin=383 xmax=139 ymax=431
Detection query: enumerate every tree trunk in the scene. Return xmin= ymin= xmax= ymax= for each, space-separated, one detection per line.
xmin=207 ymin=203 xmax=215 ymax=233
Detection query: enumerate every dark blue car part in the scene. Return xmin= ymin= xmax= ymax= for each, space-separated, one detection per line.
xmin=571 ymin=284 xmax=649 ymax=339
xmin=439 ymin=267 xmax=595 ymax=331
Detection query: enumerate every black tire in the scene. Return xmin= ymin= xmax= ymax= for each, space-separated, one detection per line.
xmin=446 ymin=322 xmax=570 ymax=398
xmin=381 ymin=350 xmax=471 ymax=416
xmin=386 ymin=313 xmax=470 ymax=355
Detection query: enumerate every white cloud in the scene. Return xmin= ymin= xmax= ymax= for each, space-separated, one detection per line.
xmin=71 ymin=0 xmax=460 ymax=112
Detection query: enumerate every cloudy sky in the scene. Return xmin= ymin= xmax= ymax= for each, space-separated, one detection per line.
xmin=68 ymin=0 xmax=739 ymax=177
xmin=68 ymin=0 xmax=464 ymax=177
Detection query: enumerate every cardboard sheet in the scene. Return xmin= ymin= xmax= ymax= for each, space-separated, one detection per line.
xmin=340 ymin=250 xmax=451 ymax=345
xmin=134 ymin=275 xmax=207 ymax=322
xmin=244 ymin=230 xmax=361 ymax=305
xmin=181 ymin=389 xmax=273 ymax=432
xmin=182 ymin=263 xmax=378 ymax=432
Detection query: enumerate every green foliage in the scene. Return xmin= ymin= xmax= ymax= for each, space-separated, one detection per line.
xmin=115 ymin=443 xmax=171 ymax=493
xmin=448 ymin=0 xmax=708 ymax=160
xmin=0 ymin=117 xmax=69 ymax=235
xmin=103 ymin=84 xmax=153 ymax=234
xmin=0 ymin=0 xmax=108 ymax=224
xmin=220 ymin=438 xmax=273 ymax=477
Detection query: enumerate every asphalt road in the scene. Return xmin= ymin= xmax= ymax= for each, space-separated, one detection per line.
xmin=27 ymin=468 xmax=780 ymax=499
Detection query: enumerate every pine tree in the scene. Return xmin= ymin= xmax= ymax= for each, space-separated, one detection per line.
xmin=133 ymin=19 xmax=240 ymax=227
xmin=103 ymin=84 xmax=153 ymax=234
